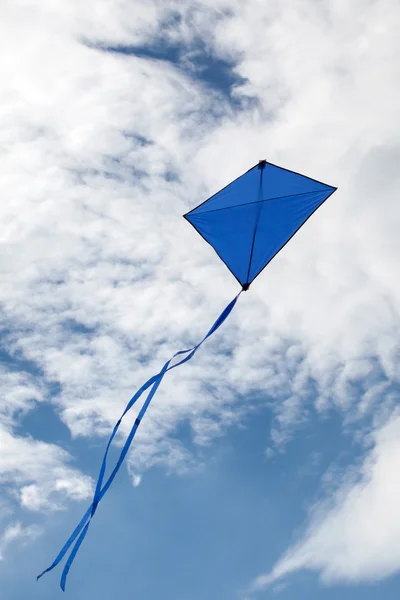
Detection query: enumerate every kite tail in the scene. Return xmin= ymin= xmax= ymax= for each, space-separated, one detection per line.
xmin=37 ymin=290 xmax=242 ymax=591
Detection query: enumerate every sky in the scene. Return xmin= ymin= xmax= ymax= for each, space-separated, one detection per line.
xmin=0 ymin=0 xmax=400 ymax=598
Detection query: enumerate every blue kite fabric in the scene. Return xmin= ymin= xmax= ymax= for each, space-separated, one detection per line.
xmin=38 ymin=160 xmax=336 ymax=590
xmin=184 ymin=160 xmax=337 ymax=289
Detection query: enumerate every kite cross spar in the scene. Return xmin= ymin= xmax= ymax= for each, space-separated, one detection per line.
xmin=38 ymin=160 xmax=337 ymax=590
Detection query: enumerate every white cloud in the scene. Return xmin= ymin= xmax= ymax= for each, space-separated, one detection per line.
xmin=0 ymin=424 xmax=92 ymax=511
xmin=253 ymin=412 xmax=400 ymax=588
xmin=0 ymin=522 xmax=41 ymax=561
xmin=0 ymin=362 xmax=91 ymax=515
xmin=2 ymin=0 xmax=398 ymax=454
xmin=0 ymin=365 xmax=44 ymax=428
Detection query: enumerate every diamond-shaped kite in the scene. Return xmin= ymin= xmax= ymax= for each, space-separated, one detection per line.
xmin=184 ymin=160 xmax=336 ymax=289
xmin=38 ymin=160 xmax=337 ymax=590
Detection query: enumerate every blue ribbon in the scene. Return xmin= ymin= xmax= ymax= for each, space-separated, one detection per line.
xmin=37 ymin=291 xmax=241 ymax=590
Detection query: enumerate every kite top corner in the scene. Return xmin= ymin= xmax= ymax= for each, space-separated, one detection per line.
xmin=258 ymin=159 xmax=267 ymax=169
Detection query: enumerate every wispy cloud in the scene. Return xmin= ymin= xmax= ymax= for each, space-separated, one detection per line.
xmin=252 ymin=411 xmax=400 ymax=588
xmin=0 ymin=522 xmax=41 ymax=561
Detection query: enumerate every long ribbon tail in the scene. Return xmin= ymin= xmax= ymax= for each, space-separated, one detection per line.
xmin=60 ymin=522 xmax=89 ymax=591
xmin=36 ymin=376 xmax=160 ymax=582
xmin=37 ymin=291 xmax=241 ymax=590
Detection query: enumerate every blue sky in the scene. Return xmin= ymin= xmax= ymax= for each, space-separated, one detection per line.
xmin=3 ymin=404 xmax=400 ymax=599
xmin=1 ymin=1 xmax=400 ymax=599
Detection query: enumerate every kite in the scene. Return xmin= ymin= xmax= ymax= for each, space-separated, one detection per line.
xmin=38 ymin=160 xmax=337 ymax=590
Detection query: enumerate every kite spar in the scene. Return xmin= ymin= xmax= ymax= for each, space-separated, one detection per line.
xmin=38 ymin=160 xmax=337 ymax=590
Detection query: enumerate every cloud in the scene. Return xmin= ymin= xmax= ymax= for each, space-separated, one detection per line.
xmin=253 ymin=412 xmax=400 ymax=588
xmin=0 ymin=365 xmax=44 ymax=428
xmin=0 ymin=424 xmax=92 ymax=511
xmin=0 ymin=522 xmax=41 ymax=561
xmin=1 ymin=0 xmax=398 ymax=456
xmin=0 ymin=357 xmax=92 ymax=514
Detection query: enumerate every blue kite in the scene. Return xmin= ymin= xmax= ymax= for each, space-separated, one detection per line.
xmin=38 ymin=160 xmax=337 ymax=590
